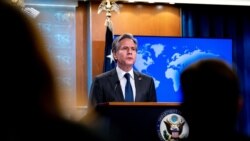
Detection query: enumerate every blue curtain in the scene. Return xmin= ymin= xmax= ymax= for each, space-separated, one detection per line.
xmin=181 ymin=4 xmax=250 ymax=136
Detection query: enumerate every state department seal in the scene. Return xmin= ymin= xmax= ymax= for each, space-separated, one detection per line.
xmin=157 ymin=109 xmax=189 ymax=141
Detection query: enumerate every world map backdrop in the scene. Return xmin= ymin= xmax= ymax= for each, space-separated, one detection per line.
xmin=132 ymin=36 xmax=232 ymax=102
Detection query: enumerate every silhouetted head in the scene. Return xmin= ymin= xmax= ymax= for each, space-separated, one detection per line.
xmin=1 ymin=1 xmax=61 ymax=121
xmin=180 ymin=59 xmax=241 ymax=138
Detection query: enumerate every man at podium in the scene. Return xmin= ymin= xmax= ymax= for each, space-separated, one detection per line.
xmin=89 ymin=33 xmax=157 ymax=107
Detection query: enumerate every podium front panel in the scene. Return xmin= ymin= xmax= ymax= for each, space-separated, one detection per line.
xmin=95 ymin=102 xmax=186 ymax=141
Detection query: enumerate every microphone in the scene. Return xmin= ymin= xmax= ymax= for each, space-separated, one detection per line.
xmin=138 ymin=74 xmax=142 ymax=80
xmin=112 ymin=81 xmax=120 ymax=101
xmin=114 ymin=81 xmax=120 ymax=92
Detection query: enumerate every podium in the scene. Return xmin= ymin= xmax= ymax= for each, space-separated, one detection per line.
xmin=95 ymin=102 xmax=184 ymax=141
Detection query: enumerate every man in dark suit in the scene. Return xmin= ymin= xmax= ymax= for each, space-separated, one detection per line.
xmin=89 ymin=33 xmax=157 ymax=107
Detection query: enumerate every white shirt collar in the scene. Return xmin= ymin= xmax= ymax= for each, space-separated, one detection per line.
xmin=116 ymin=66 xmax=134 ymax=80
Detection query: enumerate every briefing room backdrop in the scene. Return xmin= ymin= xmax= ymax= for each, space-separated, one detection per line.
xmin=22 ymin=0 xmax=249 ymax=135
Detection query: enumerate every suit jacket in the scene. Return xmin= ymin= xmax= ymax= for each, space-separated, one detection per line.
xmin=89 ymin=69 xmax=157 ymax=107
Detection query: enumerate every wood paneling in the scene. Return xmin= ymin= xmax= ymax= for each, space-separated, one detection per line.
xmin=91 ymin=2 xmax=181 ymax=78
xmin=76 ymin=2 xmax=88 ymax=106
xmin=92 ymin=41 xmax=105 ymax=77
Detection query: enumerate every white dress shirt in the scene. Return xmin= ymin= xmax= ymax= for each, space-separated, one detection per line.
xmin=116 ymin=66 xmax=136 ymax=101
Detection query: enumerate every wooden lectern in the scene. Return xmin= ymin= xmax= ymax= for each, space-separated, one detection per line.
xmin=95 ymin=102 xmax=182 ymax=141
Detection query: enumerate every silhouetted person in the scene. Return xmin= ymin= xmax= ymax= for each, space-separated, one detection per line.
xmin=1 ymin=1 xmax=106 ymax=141
xmin=180 ymin=59 xmax=250 ymax=141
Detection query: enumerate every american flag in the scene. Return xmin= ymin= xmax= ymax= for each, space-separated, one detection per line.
xmin=103 ymin=25 xmax=115 ymax=72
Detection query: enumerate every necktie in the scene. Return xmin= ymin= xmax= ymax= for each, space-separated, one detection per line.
xmin=124 ymin=73 xmax=133 ymax=102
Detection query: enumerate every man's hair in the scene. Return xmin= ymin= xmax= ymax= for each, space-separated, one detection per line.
xmin=111 ymin=33 xmax=138 ymax=53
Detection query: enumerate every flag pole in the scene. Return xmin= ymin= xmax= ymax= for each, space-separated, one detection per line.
xmin=97 ymin=0 xmax=120 ymax=72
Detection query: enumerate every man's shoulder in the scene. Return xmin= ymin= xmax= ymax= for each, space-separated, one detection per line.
xmin=134 ymin=70 xmax=153 ymax=79
xmin=96 ymin=69 xmax=116 ymax=79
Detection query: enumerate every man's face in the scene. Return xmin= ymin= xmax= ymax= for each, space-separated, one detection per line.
xmin=114 ymin=38 xmax=137 ymax=70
